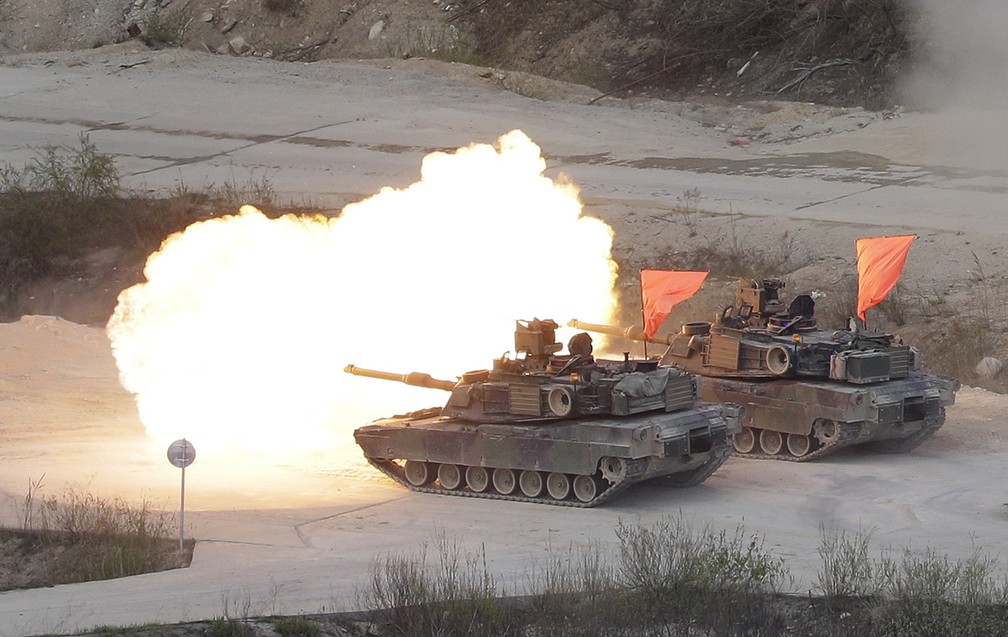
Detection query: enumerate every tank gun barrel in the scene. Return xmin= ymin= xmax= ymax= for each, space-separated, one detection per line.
xmin=344 ymin=364 xmax=457 ymax=391
xmin=567 ymin=319 xmax=676 ymax=346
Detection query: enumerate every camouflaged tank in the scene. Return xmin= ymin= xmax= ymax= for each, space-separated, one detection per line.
xmin=345 ymin=318 xmax=742 ymax=507
xmin=569 ymin=278 xmax=959 ymax=462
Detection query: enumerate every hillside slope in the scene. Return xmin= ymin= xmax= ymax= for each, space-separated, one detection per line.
xmin=0 ymin=0 xmax=920 ymax=108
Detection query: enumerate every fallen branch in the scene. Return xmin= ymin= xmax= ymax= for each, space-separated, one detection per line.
xmin=775 ymin=58 xmax=853 ymax=94
xmin=587 ymin=52 xmax=701 ymax=105
xmin=447 ymin=0 xmax=491 ymax=22
xmin=118 ymin=59 xmax=151 ymax=70
xmin=277 ymin=38 xmax=332 ymax=62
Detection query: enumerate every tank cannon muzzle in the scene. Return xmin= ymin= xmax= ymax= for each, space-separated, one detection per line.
xmin=343 ymin=364 xmax=457 ymax=391
xmin=567 ymin=319 xmax=677 ymax=346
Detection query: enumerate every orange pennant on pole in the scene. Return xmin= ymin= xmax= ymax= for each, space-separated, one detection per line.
xmin=640 ymin=270 xmax=708 ymax=338
xmin=855 ymin=235 xmax=915 ymax=320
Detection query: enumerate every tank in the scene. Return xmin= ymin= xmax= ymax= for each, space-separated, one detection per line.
xmin=345 ymin=318 xmax=742 ymax=507
xmin=569 ymin=278 xmax=960 ymax=462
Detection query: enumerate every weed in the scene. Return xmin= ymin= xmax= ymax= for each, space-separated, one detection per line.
xmin=0 ymin=134 xmax=121 ymax=309
xmin=873 ymin=544 xmax=1008 ymax=636
xmin=21 ymin=474 xmax=44 ymax=531
xmin=205 ymin=174 xmax=277 ymax=210
xmin=399 ymin=22 xmax=482 ymax=65
xmin=616 ymin=514 xmax=789 ymax=633
xmin=143 ymin=6 xmax=191 ymax=48
xmin=927 ymin=317 xmax=991 ymax=383
xmin=877 ymin=281 xmax=910 ymax=326
xmin=675 ymin=187 xmax=702 ymax=237
xmin=208 ymin=616 xmax=254 ymax=637
xmin=679 ymin=213 xmax=807 ymax=279
xmin=814 ymin=274 xmax=858 ymax=329
xmin=9 ymin=481 xmax=186 ymax=588
xmin=363 ymin=531 xmax=506 ymax=637
xmin=273 ymin=616 xmax=319 ymax=637
xmin=523 ymin=541 xmax=628 ymax=636
xmin=24 ymin=133 xmax=118 ymax=199
xmin=817 ymin=526 xmax=880 ymax=601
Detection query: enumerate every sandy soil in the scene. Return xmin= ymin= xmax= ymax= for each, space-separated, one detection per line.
xmin=1 ymin=44 xmax=1007 ymax=635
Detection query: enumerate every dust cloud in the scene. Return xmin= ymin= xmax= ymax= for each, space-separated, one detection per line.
xmin=902 ymin=1 xmax=1008 ymax=166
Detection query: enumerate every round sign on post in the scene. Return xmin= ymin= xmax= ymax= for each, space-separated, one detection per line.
xmin=168 ymin=439 xmax=196 ymax=468
xmin=167 ymin=438 xmax=196 ymax=551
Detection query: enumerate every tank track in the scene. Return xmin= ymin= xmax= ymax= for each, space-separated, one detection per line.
xmin=365 ymin=457 xmax=647 ymax=508
xmin=658 ymin=438 xmax=733 ymax=487
xmin=733 ymin=408 xmax=947 ymax=462
xmin=732 ymin=421 xmax=861 ymax=463
xmin=864 ymin=409 xmax=946 ymax=454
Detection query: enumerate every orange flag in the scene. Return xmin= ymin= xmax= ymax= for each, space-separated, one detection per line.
xmin=640 ymin=270 xmax=708 ymax=338
xmin=855 ymin=235 xmax=915 ymax=320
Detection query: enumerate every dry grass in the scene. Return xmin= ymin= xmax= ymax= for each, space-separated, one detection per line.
xmin=2 ymin=479 xmax=191 ymax=590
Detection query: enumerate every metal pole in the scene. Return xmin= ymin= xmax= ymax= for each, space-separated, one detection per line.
xmin=179 ymin=441 xmax=186 ymax=551
xmin=639 ymin=270 xmax=649 ymax=359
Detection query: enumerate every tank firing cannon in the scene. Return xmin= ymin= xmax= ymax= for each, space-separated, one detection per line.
xmin=343 ymin=318 xmax=742 ymax=506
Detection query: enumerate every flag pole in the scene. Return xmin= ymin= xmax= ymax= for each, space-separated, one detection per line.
xmin=639 ymin=269 xmax=648 ymax=359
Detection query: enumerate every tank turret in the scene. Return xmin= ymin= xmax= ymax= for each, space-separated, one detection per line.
xmin=572 ymin=278 xmax=915 ymax=384
xmin=347 ymin=318 xmax=698 ymax=423
xmin=570 ymin=277 xmax=958 ymax=462
xmin=344 ymin=317 xmax=742 ymax=506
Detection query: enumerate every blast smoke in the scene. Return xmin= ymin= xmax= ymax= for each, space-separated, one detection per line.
xmin=107 ymin=130 xmax=618 ymax=456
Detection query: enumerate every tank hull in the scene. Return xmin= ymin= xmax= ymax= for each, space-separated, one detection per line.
xmin=699 ymin=372 xmax=959 ymax=461
xmin=354 ymin=403 xmax=741 ymax=507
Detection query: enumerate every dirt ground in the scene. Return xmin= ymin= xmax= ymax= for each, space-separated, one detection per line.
xmin=2 ymin=3 xmax=1008 ymax=634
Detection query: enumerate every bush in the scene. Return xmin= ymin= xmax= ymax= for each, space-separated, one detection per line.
xmin=273 ymin=616 xmax=319 ymax=637
xmin=0 ymin=135 xmax=120 ymax=305
xmin=363 ymin=532 xmax=507 ymax=637
xmin=817 ymin=526 xmax=880 ymax=601
xmin=5 ymin=480 xmax=188 ymax=589
xmin=143 ymin=6 xmax=190 ymax=47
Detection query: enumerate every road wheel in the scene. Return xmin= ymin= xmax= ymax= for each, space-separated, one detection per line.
xmin=787 ymin=433 xmax=811 ymax=457
xmin=759 ymin=429 xmax=783 ymax=455
xmin=572 ymin=474 xmax=602 ymax=503
xmin=519 ymin=470 xmax=544 ymax=497
xmin=492 ymin=468 xmax=517 ymax=495
xmin=404 ymin=461 xmax=434 ymax=487
xmin=465 ymin=466 xmax=489 ymax=493
xmin=733 ymin=427 xmax=756 ymax=453
xmin=546 ymin=472 xmax=571 ymax=500
xmin=437 ymin=464 xmax=462 ymax=490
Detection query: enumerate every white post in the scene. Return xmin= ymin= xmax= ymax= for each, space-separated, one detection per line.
xmin=179 ymin=461 xmax=186 ymax=551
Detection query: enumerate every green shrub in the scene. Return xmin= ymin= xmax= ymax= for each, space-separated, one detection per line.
xmin=208 ymin=616 xmax=254 ymax=637
xmin=364 ymin=532 xmax=506 ymax=637
xmin=817 ymin=526 xmax=880 ymax=601
xmin=273 ymin=616 xmax=319 ymax=637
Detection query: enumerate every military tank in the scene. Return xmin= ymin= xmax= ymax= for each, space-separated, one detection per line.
xmin=569 ymin=278 xmax=959 ymax=462
xmin=345 ymin=318 xmax=742 ymax=507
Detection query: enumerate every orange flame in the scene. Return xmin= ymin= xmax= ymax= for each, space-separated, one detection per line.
xmin=106 ymin=130 xmax=618 ymax=456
